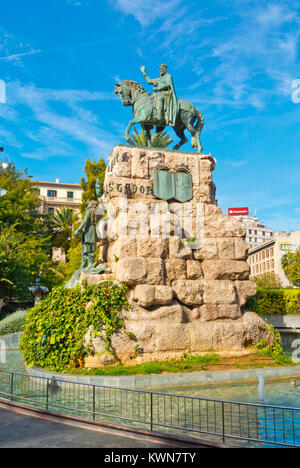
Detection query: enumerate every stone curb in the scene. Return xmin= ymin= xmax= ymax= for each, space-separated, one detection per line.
xmin=27 ymin=364 xmax=300 ymax=391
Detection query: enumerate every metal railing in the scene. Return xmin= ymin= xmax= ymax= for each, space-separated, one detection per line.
xmin=0 ymin=369 xmax=299 ymax=448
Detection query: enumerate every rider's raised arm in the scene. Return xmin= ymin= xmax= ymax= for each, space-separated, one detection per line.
xmin=140 ymin=65 xmax=159 ymax=86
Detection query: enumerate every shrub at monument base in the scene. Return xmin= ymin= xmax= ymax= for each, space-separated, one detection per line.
xmin=247 ymin=288 xmax=300 ymax=315
xmin=20 ymin=282 xmax=129 ymax=371
xmin=0 ymin=310 xmax=27 ymax=336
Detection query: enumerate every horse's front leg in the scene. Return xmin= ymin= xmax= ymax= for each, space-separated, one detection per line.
xmin=124 ymin=115 xmax=145 ymax=142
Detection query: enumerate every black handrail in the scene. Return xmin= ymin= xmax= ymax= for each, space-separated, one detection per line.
xmin=0 ymin=369 xmax=299 ymax=448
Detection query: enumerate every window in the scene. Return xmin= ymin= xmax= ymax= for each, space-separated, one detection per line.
xmin=48 ymin=207 xmax=54 ymax=215
xmin=33 ymin=188 xmax=40 ymax=195
xmin=270 ymin=247 xmax=274 ymax=256
xmin=266 ymin=249 xmax=269 ymax=257
xmin=48 ymin=190 xmax=57 ymax=198
xmin=249 ymin=229 xmax=252 ymax=234
xmin=67 ymin=191 xmax=74 ymax=199
xmin=262 ymin=251 xmax=265 ymax=259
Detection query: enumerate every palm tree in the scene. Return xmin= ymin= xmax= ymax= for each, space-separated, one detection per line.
xmin=52 ymin=207 xmax=79 ymax=260
xmin=127 ymin=128 xmax=173 ymax=148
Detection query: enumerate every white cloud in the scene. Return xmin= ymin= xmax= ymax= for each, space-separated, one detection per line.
xmin=111 ymin=0 xmax=181 ymax=27
xmin=0 ymin=49 xmax=42 ymax=64
xmin=2 ymin=81 xmax=118 ymax=161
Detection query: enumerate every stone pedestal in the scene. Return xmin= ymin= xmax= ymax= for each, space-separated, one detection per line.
xmin=83 ymin=145 xmax=272 ymax=364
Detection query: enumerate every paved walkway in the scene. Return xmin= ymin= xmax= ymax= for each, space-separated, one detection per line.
xmin=0 ymin=404 xmax=204 ymax=448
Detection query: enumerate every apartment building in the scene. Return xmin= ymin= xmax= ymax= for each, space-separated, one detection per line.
xmin=34 ymin=178 xmax=83 ymax=214
xmin=248 ymin=230 xmax=300 ymax=286
xmin=238 ymin=215 xmax=274 ymax=249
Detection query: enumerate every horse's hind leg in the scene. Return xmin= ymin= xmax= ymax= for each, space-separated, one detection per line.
xmin=173 ymin=125 xmax=188 ymax=150
xmin=142 ymin=124 xmax=152 ymax=147
xmin=186 ymin=115 xmax=202 ymax=152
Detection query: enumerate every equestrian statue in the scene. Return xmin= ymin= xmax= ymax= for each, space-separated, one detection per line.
xmin=114 ymin=64 xmax=204 ymax=152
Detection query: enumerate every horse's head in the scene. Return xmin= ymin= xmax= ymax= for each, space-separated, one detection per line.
xmin=114 ymin=82 xmax=132 ymax=107
xmin=115 ymin=80 xmax=148 ymax=107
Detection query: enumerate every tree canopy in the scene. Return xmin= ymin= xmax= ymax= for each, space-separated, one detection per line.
xmin=80 ymin=158 xmax=106 ymax=214
xmin=282 ymin=249 xmax=300 ymax=286
xmin=0 ymin=161 xmax=54 ymax=299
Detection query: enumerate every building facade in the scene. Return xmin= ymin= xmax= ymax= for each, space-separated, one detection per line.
xmin=238 ymin=215 xmax=274 ymax=249
xmin=34 ymin=178 xmax=83 ymax=215
xmin=248 ymin=230 xmax=300 ymax=287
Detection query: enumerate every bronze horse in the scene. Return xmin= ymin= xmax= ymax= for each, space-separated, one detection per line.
xmin=114 ymin=80 xmax=204 ymax=152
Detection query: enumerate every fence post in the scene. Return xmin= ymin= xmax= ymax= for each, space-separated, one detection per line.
xmin=10 ymin=373 xmax=14 ymax=402
xmin=150 ymin=393 xmax=153 ymax=431
xmin=46 ymin=379 xmax=49 ymax=411
xmin=222 ymin=401 xmax=225 ymax=443
xmin=93 ymin=386 xmax=96 ymax=421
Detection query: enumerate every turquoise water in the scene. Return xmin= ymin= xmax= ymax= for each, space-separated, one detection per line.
xmin=0 ymin=350 xmax=26 ymax=372
xmin=1 ymin=349 xmax=300 ymax=447
xmin=4 ymin=350 xmax=300 ymax=408
xmin=155 ymin=380 xmax=300 ymax=408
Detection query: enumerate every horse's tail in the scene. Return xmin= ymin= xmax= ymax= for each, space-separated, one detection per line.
xmin=191 ymin=110 xmax=204 ymax=151
xmin=195 ymin=110 xmax=204 ymax=133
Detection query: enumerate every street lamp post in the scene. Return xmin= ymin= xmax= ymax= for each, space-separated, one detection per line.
xmin=0 ymin=145 xmax=8 ymax=197
xmin=29 ymin=277 xmax=49 ymax=306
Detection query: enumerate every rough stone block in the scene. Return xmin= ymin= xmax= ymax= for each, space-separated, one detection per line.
xmin=217 ymin=238 xmax=235 ymax=259
xmin=186 ymin=260 xmax=203 ymax=279
xmin=154 ymin=285 xmax=174 ymax=305
xmin=169 ymin=237 xmax=193 ymax=259
xmin=203 ymin=280 xmax=237 ymax=304
xmin=116 ymin=256 xmax=147 ymax=285
xmin=193 ymin=240 xmax=218 ymax=261
xmin=146 ymin=258 xmax=164 ymax=285
xmin=234 ymin=238 xmax=249 ymax=260
xmin=131 ymin=150 xmax=149 ymax=179
xmin=205 ymin=214 xmax=246 ymax=238
xmin=165 ymin=259 xmax=186 ymax=280
xmin=172 ymin=279 xmax=204 ymax=306
xmin=155 ymin=323 xmax=191 ymax=351
xmin=202 ymin=260 xmax=250 ymax=280
xmin=137 ymin=238 xmax=168 ymax=258
xmin=132 ymin=284 xmax=155 ymax=307
xmin=200 ymin=304 xmax=242 ymax=321
xmin=235 ymin=280 xmax=257 ymax=307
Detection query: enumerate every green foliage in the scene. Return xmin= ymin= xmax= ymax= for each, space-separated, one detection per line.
xmin=54 ymin=241 xmax=82 ymax=287
xmin=51 ymin=207 xmax=79 ymax=258
xmin=246 ymin=288 xmax=300 ymax=315
xmin=0 ymin=161 xmax=41 ymax=235
xmin=58 ymin=352 xmax=221 ymax=376
xmin=0 ymin=225 xmax=53 ymax=300
xmin=127 ymin=128 xmax=173 ymax=148
xmin=20 ymin=282 xmax=129 ymax=371
xmin=0 ymin=310 xmax=27 ymax=336
xmin=253 ymin=273 xmax=282 ymax=289
xmin=255 ymin=319 xmax=292 ymax=365
xmin=80 ymin=158 xmax=106 ymax=214
xmin=282 ymin=249 xmax=300 ymax=286
xmin=0 ymin=161 xmax=58 ymax=299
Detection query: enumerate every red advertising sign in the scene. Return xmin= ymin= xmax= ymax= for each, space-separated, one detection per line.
xmin=228 ymin=207 xmax=249 ymax=216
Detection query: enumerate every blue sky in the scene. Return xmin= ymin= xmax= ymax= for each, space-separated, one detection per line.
xmin=0 ymin=0 xmax=299 ymax=232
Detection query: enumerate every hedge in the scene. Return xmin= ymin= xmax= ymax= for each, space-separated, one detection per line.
xmin=0 ymin=310 xmax=27 ymax=336
xmin=246 ymin=289 xmax=300 ymax=315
